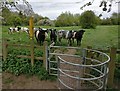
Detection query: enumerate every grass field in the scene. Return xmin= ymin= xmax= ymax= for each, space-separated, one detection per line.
xmin=1 ymin=25 xmax=120 ymax=83
xmin=2 ymin=25 xmax=118 ymax=49
xmin=0 ymin=26 xmax=120 ymax=79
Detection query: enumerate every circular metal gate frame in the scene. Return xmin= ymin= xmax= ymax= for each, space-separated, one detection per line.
xmin=56 ymin=48 xmax=110 ymax=91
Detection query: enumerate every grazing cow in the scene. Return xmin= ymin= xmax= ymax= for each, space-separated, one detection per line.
xmin=20 ymin=27 xmax=29 ymax=33
xmin=38 ymin=27 xmax=48 ymax=39
xmin=49 ymin=29 xmax=57 ymax=44
xmin=8 ymin=26 xmax=21 ymax=34
xmin=75 ymin=29 xmax=85 ymax=46
xmin=14 ymin=27 xmax=20 ymax=32
xmin=66 ymin=30 xmax=73 ymax=46
xmin=34 ymin=28 xmax=48 ymax=45
xmin=72 ymin=30 xmax=77 ymax=43
xmin=8 ymin=27 xmax=14 ymax=34
xmin=57 ymin=30 xmax=68 ymax=44
xmin=36 ymin=27 xmax=49 ymax=33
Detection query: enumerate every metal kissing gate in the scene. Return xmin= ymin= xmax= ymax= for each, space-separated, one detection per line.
xmin=47 ymin=46 xmax=110 ymax=90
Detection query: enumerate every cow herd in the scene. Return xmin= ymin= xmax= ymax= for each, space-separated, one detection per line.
xmin=58 ymin=29 xmax=85 ymax=46
xmin=34 ymin=27 xmax=85 ymax=46
xmin=8 ymin=26 xmax=29 ymax=34
xmin=8 ymin=26 xmax=85 ymax=46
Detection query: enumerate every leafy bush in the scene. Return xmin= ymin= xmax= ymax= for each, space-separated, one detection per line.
xmin=2 ymin=54 xmax=56 ymax=81
xmin=114 ymin=67 xmax=120 ymax=79
xmin=80 ymin=10 xmax=97 ymax=29
xmin=55 ymin=12 xmax=80 ymax=27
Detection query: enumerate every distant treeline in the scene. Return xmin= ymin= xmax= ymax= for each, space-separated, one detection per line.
xmin=55 ymin=11 xmax=120 ymax=27
xmin=1 ymin=7 xmax=120 ymax=28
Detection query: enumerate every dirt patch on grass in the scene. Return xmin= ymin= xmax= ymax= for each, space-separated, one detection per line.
xmin=2 ymin=72 xmax=57 ymax=89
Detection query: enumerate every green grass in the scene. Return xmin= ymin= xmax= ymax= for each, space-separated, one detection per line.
xmin=2 ymin=26 xmax=30 ymax=44
xmin=46 ymin=25 xmax=118 ymax=49
xmin=1 ymin=25 xmax=119 ymax=80
xmin=2 ymin=25 xmax=118 ymax=49
xmin=2 ymin=25 xmax=119 ymax=63
xmin=81 ymin=25 xmax=118 ymax=49
xmin=1 ymin=25 xmax=119 ymax=63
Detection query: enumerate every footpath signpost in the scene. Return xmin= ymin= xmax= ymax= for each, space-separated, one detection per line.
xmin=29 ymin=16 xmax=34 ymax=66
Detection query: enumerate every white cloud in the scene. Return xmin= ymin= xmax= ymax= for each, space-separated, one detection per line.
xmin=27 ymin=0 xmax=119 ymax=20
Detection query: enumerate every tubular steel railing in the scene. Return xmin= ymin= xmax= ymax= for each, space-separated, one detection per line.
xmin=48 ymin=46 xmax=110 ymax=90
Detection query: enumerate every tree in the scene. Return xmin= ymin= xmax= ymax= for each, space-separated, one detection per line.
xmin=101 ymin=18 xmax=112 ymax=25
xmin=0 ymin=0 xmax=34 ymax=16
xmin=1 ymin=7 xmax=27 ymax=26
xmin=80 ymin=10 xmax=97 ymax=29
xmin=55 ymin=12 xmax=80 ymax=27
xmin=37 ymin=19 xmax=54 ymax=26
xmin=55 ymin=12 xmax=72 ymax=26
xmin=100 ymin=12 xmax=120 ymax=25
xmin=74 ymin=14 xmax=81 ymax=26
xmin=80 ymin=0 xmax=119 ymax=17
xmin=33 ymin=13 xmax=44 ymax=25
xmin=95 ymin=16 xmax=102 ymax=25
xmin=2 ymin=7 xmax=12 ymax=25
xmin=1 ymin=0 xmax=119 ymax=26
xmin=110 ymin=12 xmax=119 ymax=25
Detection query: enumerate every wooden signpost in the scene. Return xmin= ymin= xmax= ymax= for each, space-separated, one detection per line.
xmin=29 ymin=16 xmax=34 ymax=66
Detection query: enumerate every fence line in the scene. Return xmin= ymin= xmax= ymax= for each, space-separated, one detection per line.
xmin=1 ymin=38 xmax=120 ymax=88
xmin=2 ymin=38 xmax=47 ymax=68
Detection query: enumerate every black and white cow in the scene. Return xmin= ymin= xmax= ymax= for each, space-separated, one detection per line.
xmin=8 ymin=26 xmax=29 ymax=34
xmin=34 ymin=28 xmax=48 ymax=45
xmin=8 ymin=27 xmax=14 ymax=34
xmin=66 ymin=30 xmax=74 ymax=46
xmin=20 ymin=27 xmax=29 ymax=33
xmin=74 ymin=29 xmax=85 ymax=46
xmin=49 ymin=28 xmax=57 ymax=44
xmin=72 ymin=30 xmax=77 ymax=43
xmin=57 ymin=30 xmax=69 ymax=44
xmin=8 ymin=26 xmax=21 ymax=34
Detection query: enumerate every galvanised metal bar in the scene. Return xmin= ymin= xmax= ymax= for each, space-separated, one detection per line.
xmin=48 ymin=46 xmax=110 ymax=90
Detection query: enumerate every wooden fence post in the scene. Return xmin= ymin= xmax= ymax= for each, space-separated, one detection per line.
xmin=43 ymin=41 xmax=47 ymax=70
xmin=3 ymin=39 xmax=8 ymax=61
xmin=29 ymin=16 xmax=34 ymax=66
xmin=107 ymin=47 xmax=116 ymax=88
xmin=30 ymin=39 xmax=34 ymax=66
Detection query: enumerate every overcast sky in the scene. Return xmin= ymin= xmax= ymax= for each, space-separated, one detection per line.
xmin=27 ymin=0 xmax=119 ymax=20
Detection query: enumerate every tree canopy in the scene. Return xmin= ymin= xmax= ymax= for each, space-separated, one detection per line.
xmin=0 ymin=0 xmax=119 ymax=26
xmin=1 ymin=7 xmax=50 ymax=26
xmin=80 ymin=10 xmax=97 ymax=29
xmin=55 ymin=12 xmax=77 ymax=27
